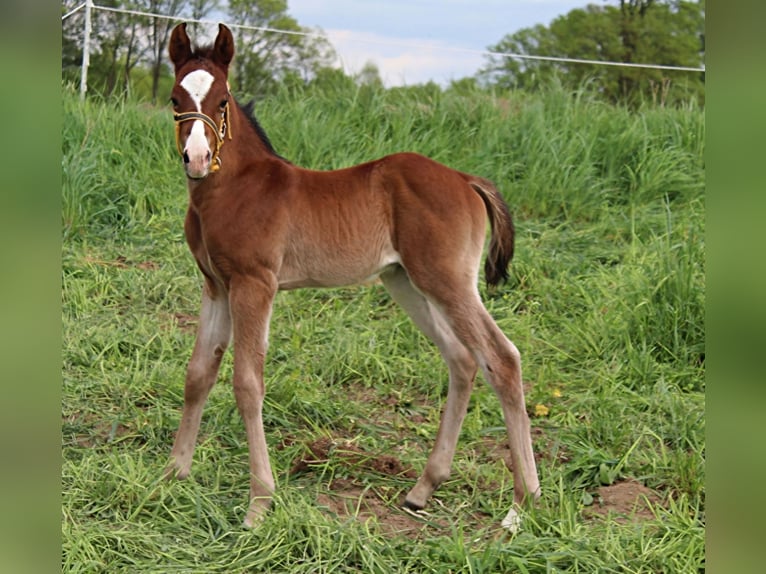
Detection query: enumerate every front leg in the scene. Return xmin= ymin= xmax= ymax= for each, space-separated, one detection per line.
xmin=229 ymin=272 xmax=278 ymax=527
xmin=166 ymin=281 xmax=231 ymax=480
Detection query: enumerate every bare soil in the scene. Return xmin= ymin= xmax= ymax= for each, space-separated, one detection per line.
xmin=290 ymin=436 xmax=418 ymax=478
xmin=291 ymin=433 xmax=665 ymax=536
xmin=583 ymin=479 xmax=664 ymax=523
xmin=317 ymin=481 xmax=433 ymax=537
xmin=291 ymin=436 xmax=432 ymax=536
xmin=285 ymin=379 xmax=668 ymax=535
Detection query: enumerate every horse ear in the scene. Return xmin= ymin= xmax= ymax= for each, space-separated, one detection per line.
xmin=169 ymin=23 xmax=192 ymax=71
xmin=213 ymin=23 xmax=235 ymax=72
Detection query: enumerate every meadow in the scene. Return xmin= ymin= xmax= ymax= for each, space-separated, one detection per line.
xmin=62 ymin=82 xmax=704 ymax=572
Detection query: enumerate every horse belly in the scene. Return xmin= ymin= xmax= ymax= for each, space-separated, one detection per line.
xmin=277 ymin=240 xmax=400 ymax=290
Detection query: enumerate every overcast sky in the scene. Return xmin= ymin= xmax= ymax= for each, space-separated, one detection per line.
xmin=285 ymin=1 xmax=590 ymax=86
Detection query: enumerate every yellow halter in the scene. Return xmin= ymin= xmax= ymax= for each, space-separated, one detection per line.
xmin=173 ymin=101 xmax=232 ymax=173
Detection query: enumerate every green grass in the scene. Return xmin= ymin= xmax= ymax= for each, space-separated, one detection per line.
xmin=62 ymin=83 xmax=704 ymax=572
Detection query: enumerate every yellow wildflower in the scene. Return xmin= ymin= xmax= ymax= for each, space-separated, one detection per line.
xmin=534 ymin=403 xmax=550 ymax=417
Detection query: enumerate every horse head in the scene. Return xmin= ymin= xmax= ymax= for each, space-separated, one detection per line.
xmin=168 ymin=23 xmax=234 ymax=179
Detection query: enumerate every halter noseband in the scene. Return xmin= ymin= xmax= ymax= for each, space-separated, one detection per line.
xmin=173 ymin=100 xmax=232 ymax=173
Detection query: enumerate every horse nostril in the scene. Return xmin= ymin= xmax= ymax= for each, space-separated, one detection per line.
xmin=205 ymin=150 xmax=212 ymax=162
xmin=183 ymin=151 xmax=190 ymax=164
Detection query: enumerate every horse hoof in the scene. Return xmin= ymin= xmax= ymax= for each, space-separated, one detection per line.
xmin=501 ymin=506 xmax=522 ymax=533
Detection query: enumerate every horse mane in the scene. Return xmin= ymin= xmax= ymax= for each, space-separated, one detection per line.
xmin=238 ymin=100 xmax=288 ymax=161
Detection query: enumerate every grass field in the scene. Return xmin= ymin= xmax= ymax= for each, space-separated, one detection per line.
xmin=62 ymin=83 xmax=704 ymax=572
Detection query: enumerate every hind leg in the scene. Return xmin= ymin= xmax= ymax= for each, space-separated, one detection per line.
xmin=380 ymin=266 xmax=478 ymax=509
xmin=444 ymin=294 xmax=539 ymax=519
xmin=405 ymin=267 xmax=540 ymax=529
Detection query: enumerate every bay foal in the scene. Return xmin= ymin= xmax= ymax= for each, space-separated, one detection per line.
xmin=164 ymin=22 xmax=540 ymax=531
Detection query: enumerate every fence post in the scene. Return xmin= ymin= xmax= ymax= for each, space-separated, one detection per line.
xmin=80 ymin=0 xmax=93 ymax=100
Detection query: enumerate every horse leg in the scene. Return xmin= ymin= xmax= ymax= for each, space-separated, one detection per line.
xmin=443 ymin=293 xmax=540 ymax=529
xmin=380 ymin=266 xmax=478 ymax=510
xmin=228 ymin=272 xmax=277 ymax=528
xmin=408 ymin=268 xmax=540 ymax=530
xmin=166 ymin=281 xmax=231 ymax=479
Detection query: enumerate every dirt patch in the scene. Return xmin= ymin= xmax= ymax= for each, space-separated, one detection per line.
xmin=63 ymin=411 xmax=133 ymax=448
xmin=290 ymin=436 xmax=417 ymax=478
xmin=290 ymin=436 xmax=436 ymax=535
xmin=284 ymin=384 xmax=579 ymax=537
xmin=583 ymin=479 xmax=663 ymax=523
xmin=317 ymin=480 xmax=437 ymax=537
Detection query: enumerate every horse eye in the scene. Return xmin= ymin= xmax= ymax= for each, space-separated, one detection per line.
xmin=219 ymin=99 xmax=228 ymax=109
xmin=170 ymin=97 xmax=179 ymax=108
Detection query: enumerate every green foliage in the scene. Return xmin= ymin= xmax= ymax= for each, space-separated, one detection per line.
xmin=227 ymin=0 xmax=337 ymax=99
xmin=61 ymin=0 xmax=339 ymax=103
xmin=306 ymin=67 xmax=357 ymax=96
xmin=62 ymin=87 xmax=181 ymax=237
xmin=63 ymin=0 xmax=705 ymax=110
xmin=483 ymin=0 xmax=705 ymax=106
xmin=62 ymin=81 xmax=704 ymax=571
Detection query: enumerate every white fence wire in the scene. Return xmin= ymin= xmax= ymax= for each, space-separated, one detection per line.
xmin=63 ymin=1 xmax=705 ymax=98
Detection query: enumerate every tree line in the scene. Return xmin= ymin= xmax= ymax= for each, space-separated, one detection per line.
xmin=481 ymin=0 xmax=704 ymax=106
xmin=61 ymin=0 xmax=337 ymax=101
xmin=61 ymin=0 xmax=704 ymax=106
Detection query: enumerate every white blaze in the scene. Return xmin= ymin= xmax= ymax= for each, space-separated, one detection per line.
xmin=180 ymin=69 xmax=215 ymax=111
xmin=179 ymin=69 xmax=215 ymax=165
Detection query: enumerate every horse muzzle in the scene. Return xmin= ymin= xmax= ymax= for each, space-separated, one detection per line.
xmin=174 ymin=105 xmax=230 ymax=179
xmin=183 ymin=147 xmax=212 ymax=179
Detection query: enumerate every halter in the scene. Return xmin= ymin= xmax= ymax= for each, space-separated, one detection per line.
xmin=173 ymin=100 xmax=232 ymax=173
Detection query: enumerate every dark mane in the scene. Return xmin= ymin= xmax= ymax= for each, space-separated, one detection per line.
xmin=239 ymin=100 xmax=289 ymax=162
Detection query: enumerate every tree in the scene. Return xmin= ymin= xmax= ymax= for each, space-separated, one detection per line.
xmin=89 ymin=0 xmax=151 ymax=97
xmin=145 ymin=0 xmax=185 ymax=103
xmin=354 ymin=61 xmax=384 ymax=89
xmin=62 ymin=0 xmax=177 ymax=98
xmin=306 ymin=66 xmax=356 ymax=96
xmin=617 ymin=0 xmax=653 ymax=97
xmin=226 ymin=0 xmax=336 ymax=98
xmin=62 ymin=0 xmax=341 ymax=101
xmin=62 ymin=1 xmax=86 ymax=85
xmin=481 ymin=0 xmax=704 ymax=106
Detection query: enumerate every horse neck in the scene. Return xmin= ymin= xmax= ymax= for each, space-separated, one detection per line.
xmin=228 ymin=100 xmax=280 ymax=163
xmin=186 ymin=100 xmax=282 ymax=205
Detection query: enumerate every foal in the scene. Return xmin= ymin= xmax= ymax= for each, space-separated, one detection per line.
xmin=164 ymin=22 xmax=540 ymax=531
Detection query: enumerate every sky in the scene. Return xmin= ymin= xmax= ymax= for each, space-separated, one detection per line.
xmin=285 ymin=0 xmax=591 ymax=87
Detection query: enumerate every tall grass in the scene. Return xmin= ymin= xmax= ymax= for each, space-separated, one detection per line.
xmin=62 ymin=94 xmax=180 ymax=238
xmin=62 ymin=82 xmax=704 ymax=572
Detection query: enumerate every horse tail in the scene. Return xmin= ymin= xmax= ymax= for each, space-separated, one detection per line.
xmin=468 ymin=177 xmax=515 ymax=287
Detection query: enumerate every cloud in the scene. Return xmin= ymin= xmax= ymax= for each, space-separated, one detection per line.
xmin=238 ymin=0 xmax=592 ymax=86
xmin=324 ymin=29 xmax=485 ymax=87
xmin=286 ymin=0 xmax=590 ymax=86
